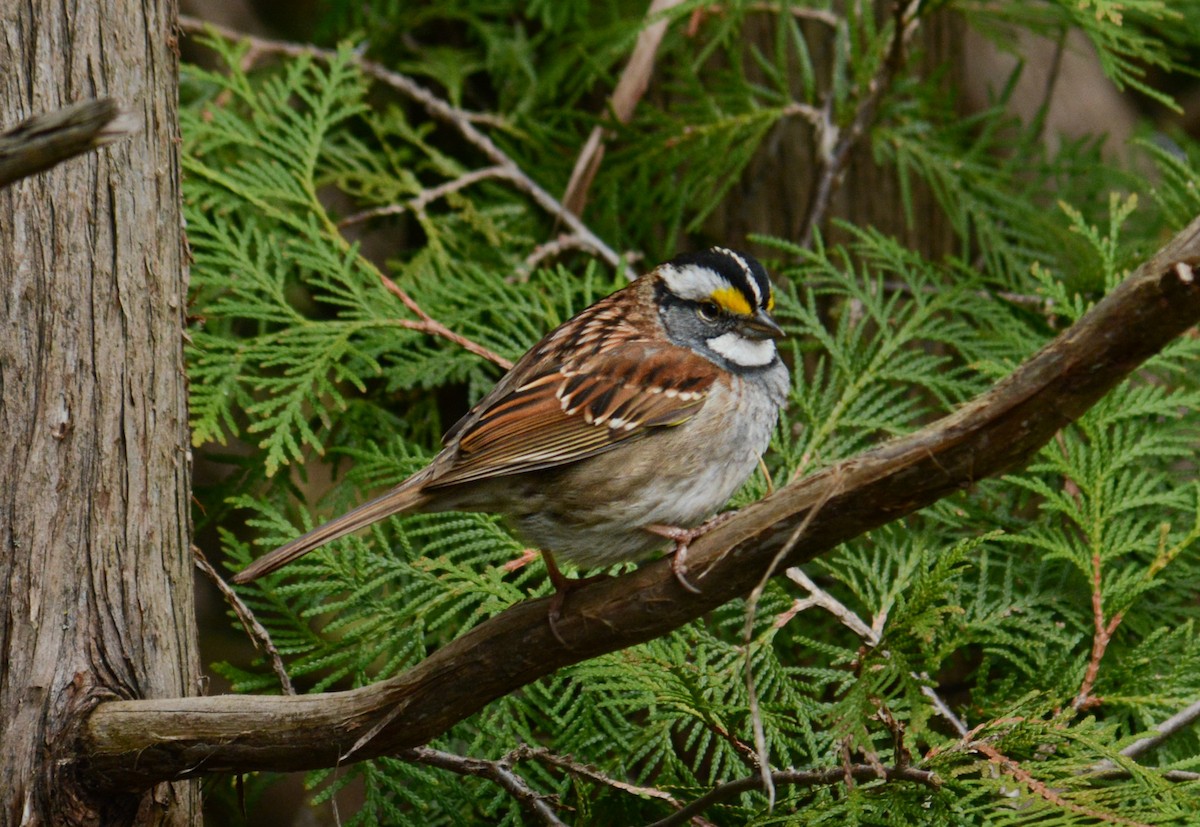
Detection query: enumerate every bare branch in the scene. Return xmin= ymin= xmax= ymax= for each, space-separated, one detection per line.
xmin=399 ymin=746 xmax=566 ymax=826
xmin=0 ymin=99 xmax=135 ymax=188
xmin=644 ymin=764 xmax=940 ymax=827
xmin=509 ymin=746 xmax=686 ymax=810
xmin=1121 ymin=697 xmax=1200 ymax=760
xmin=338 ymin=165 xmax=516 ymax=228
xmin=562 ymin=0 xmax=686 ymax=215
xmin=779 ymin=569 xmax=970 ymax=737
xmin=192 ymin=546 xmax=295 ymax=696
xmin=798 ymin=1 xmax=922 ymax=247
xmin=920 ymin=680 xmax=970 ymax=739
xmin=515 ymin=233 xmax=617 ymax=282
xmin=378 ymin=271 xmax=514 ymax=370
xmin=1087 ymin=696 xmax=1200 ymax=780
xmin=742 ymin=482 xmax=836 ymax=807
xmin=178 ymin=17 xmax=633 ymax=280
xmin=783 ymin=566 xmax=877 ymax=643
xmin=81 ymin=215 xmax=1200 ymax=790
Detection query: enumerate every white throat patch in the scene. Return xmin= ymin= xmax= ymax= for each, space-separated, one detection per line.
xmin=707 ymin=332 xmax=776 ymax=367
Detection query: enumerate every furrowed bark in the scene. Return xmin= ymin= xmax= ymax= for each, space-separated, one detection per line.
xmin=0 ymin=2 xmax=199 ymax=823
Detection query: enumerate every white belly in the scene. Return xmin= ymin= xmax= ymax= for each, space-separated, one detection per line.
xmin=511 ymin=363 xmax=789 ymax=569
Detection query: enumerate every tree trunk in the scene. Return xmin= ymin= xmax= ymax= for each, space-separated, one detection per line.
xmin=0 ymin=2 xmax=199 ymax=825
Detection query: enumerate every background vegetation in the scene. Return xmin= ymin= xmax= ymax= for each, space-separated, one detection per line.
xmin=181 ymin=1 xmax=1200 ymax=823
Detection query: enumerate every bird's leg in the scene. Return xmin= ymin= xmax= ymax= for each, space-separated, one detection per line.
xmin=541 ymin=551 xmax=608 ymax=646
xmin=644 ymin=512 xmax=739 ymax=594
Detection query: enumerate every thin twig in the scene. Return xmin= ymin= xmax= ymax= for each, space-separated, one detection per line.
xmin=780 ymin=569 xmax=970 ymax=737
xmin=1121 ymin=697 xmax=1200 ymax=760
xmin=920 ymin=679 xmax=970 ymax=738
xmin=177 ymin=16 xmax=632 ymax=280
xmin=644 ymin=764 xmax=940 ymax=827
xmin=971 ymin=740 xmax=1149 ymax=827
xmin=192 ymin=545 xmax=295 ymax=695
xmin=1087 ymin=696 xmax=1200 ymax=779
xmin=399 ymin=746 xmax=566 ymax=826
xmin=740 ymin=473 xmax=840 ymax=808
xmin=1073 ymin=551 xmax=1125 ymax=712
xmin=378 ymin=271 xmax=514 ymax=370
xmin=515 ymin=233 xmax=616 ymax=282
xmin=562 ymin=0 xmax=686 ymax=215
xmin=509 ymin=746 xmax=690 ymax=811
xmin=337 ymin=165 xmax=516 ymax=228
xmin=782 ymin=567 xmax=877 ymax=643
xmin=798 ymin=1 xmax=922 ymax=247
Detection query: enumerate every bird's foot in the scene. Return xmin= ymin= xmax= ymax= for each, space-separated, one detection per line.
xmin=644 ymin=512 xmax=739 ymax=594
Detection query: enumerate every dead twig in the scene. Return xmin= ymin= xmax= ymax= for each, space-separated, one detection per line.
xmin=1086 ymin=697 xmax=1200 ymax=780
xmin=781 ymin=566 xmax=877 ymax=643
xmin=178 ymin=16 xmax=632 ymax=280
xmin=644 ymin=763 xmax=940 ymax=827
xmin=1120 ymin=697 xmax=1200 ymax=761
xmin=508 ymin=746 xmax=696 ymax=816
xmin=798 ymin=1 xmax=922 ymax=247
xmin=337 ymin=165 xmax=516 ymax=228
xmin=399 ymin=746 xmax=566 ymax=826
xmin=562 ymin=0 xmax=687 ymax=215
xmin=515 ymin=234 xmax=618 ymax=281
xmin=192 ymin=545 xmax=295 ymax=696
xmin=741 ymin=474 xmax=839 ymax=808
xmin=378 ymin=271 xmax=514 ymax=370
xmin=779 ymin=568 xmax=969 ymax=737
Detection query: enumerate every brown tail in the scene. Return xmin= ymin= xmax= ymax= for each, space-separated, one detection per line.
xmin=232 ymin=478 xmax=432 ymax=583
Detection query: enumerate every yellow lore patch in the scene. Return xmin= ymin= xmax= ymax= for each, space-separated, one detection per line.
xmin=711 ymin=286 xmax=752 ymax=316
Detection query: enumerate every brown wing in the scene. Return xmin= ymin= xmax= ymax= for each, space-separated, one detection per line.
xmin=429 ymin=300 xmax=715 ymax=487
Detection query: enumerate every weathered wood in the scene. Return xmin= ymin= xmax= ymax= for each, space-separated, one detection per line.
xmin=83 ymin=215 xmax=1200 ymax=790
xmin=0 ymin=2 xmax=199 ymax=825
xmin=0 ymin=99 xmax=134 ymax=188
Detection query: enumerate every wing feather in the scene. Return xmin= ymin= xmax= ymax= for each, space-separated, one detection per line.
xmin=430 ymin=339 xmax=716 ymax=487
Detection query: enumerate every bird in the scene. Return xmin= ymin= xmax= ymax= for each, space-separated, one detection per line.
xmin=232 ymin=247 xmax=790 ymax=632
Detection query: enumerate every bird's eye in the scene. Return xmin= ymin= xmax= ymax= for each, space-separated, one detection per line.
xmin=696 ymin=300 xmax=720 ymax=322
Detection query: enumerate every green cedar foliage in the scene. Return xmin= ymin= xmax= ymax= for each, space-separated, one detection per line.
xmin=185 ymin=1 xmax=1200 ymax=824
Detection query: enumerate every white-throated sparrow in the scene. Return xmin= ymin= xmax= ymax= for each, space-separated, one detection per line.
xmin=233 ymin=247 xmax=789 ymax=623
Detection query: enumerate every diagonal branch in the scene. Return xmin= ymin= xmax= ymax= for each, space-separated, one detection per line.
xmin=561 ymin=0 xmax=686 ymax=216
xmin=81 ymin=214 xmax=1200 ymax=791
xmin=178 ymin=16 xmax=633 ymax=280
xmin=398 ymin=746 xmax=566 ymax=826
xmin=192 ymin=546 xmax=295 ymax=696
xmin=378 ymin=271 xmax=514 ymax=369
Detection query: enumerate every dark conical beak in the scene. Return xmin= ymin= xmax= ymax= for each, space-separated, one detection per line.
xmin=739 ymin=308 xmax=786 ymax=341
